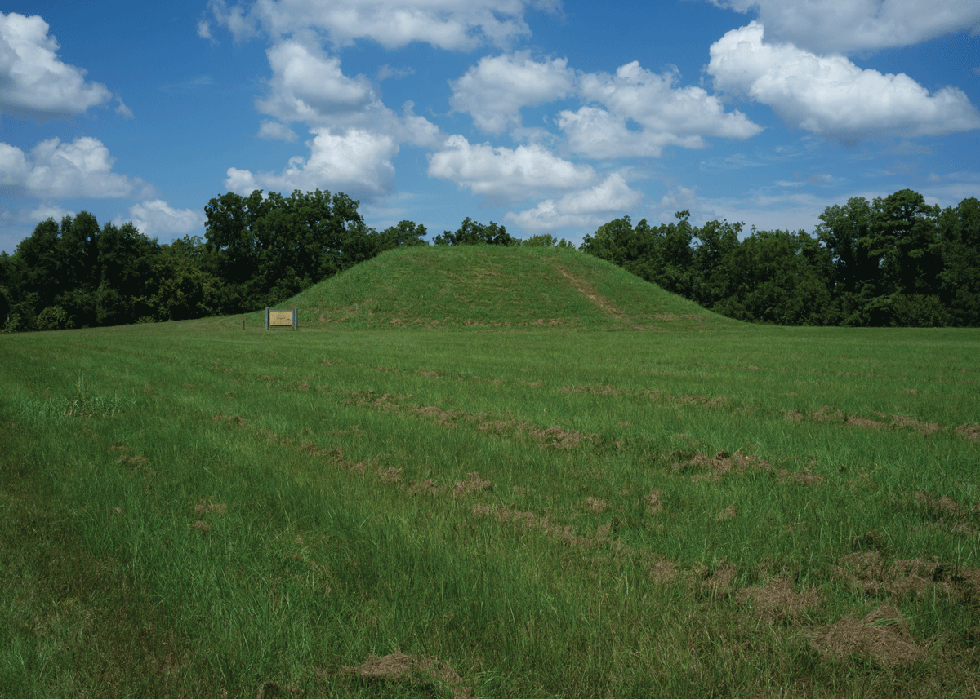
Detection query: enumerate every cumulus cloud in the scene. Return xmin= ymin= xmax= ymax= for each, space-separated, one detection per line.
xmin=225 ymin=128 xmax=397 ymax=199
xmin=124 ymin=200 xmax=206 ymax=236
xmin=251 ymin=39 xmax=442 ymax=147
xmin=0 ymin=12 xmax=113 ymax=117
xmin=0 ymin=137 xmax=145 ymax=198
xmin=428 ymin=135 xmax=596 ymax=202
xmin=505 ymin=173 xmax=644 ymax=232
xmin=559 ymin=61 xmax=761 ymax=158
xmin=709 ymin=0 xmax=980 ymax=54
xmin=257 ymin=40 xmax=374 ymax=123
xmin=208 ymin=0 xmax=539 ymax=50
xmin=450 ymin=52 xmax=574 ymax=133
xmin=708 ymin=22 xmax=980 ymax=142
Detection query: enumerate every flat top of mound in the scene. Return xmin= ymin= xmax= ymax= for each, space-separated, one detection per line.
xmin=267 ymin=246 xmax=734 ymax=331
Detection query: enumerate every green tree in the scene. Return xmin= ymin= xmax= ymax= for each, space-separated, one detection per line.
xmin=146 ymin=236 xmax=221 ymax=321
xmin=95 ymin=221 xmax=158 ymax=326
xmin=380 ymin=220 xmax=429 ymax=248
xmin=203 ymin=189 xmax=372 ymax=312
xmin=876 ymin=189 xmax=943 ymax=297
xmin=940 ymin=197 xmax=980 ymax=326
xmin=433 ymin=218 xmax=516 ymax=246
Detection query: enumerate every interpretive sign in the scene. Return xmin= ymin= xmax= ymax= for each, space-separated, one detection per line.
xmin=265 ymin=307 xmax=298 ymax=330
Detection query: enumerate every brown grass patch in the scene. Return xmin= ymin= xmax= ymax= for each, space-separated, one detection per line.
xmin=649 ymin=560 xmax=677 ymax=585
xmin=453 ymin=472 xmax=493 ymax=497
xmin=693 ymin=562 xmax=738 ymax=598
xmin=956 ymin=423 xmax=980 ymax=441
xmin=193 ymin=500 xmax=227 ymax=516
xmin=341 ymin=651 xmax=470 ymax=698
xmin=845 ymin=416 xmax=887 ymax=429
xmin=833 ymin=551 xmax=980 ymax=600
xmin=716 ymin=504 xmax=737 ymax=521
xmin=472 ymin=504 xmax=616 ymax=549
xmin=646 ymin=489 xmax=664 ymax=514
xmin=789 ymin=471 xmax=825 ymax=486
xmin=408 ymin=479 xmax=446 ymax=496
xmin=913 ymin=490 xmax=978 ymax=535
xmin=811 ymin=405 xmax=845 ymax=422
xmin=586 ymin=497 xmax=608 ymax=513
xmin=736 ymin=577 xmax=821 ymax=621
xmin=681 ymin=450 xmax=772 ymax=482
xmin=890 ymin=414 xmax=941 ymax=434
xmin=810 ymin=605 xmax=926 ymax=668
xmin=377 ymin=467 xmax=402 ymax=484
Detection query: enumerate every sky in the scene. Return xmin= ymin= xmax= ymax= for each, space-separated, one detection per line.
xmin=1 ymin=0 xmax=979 ymax=253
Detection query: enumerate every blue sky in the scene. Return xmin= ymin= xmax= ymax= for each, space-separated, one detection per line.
xmin=2 ymin=0 xmax=979 ymax=253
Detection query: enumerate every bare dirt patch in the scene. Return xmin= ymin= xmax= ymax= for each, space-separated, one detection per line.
xmin=736 ymin=577 xmax=821 ymax=622
xmin=810 ymin=605 xmax=926 ymax=668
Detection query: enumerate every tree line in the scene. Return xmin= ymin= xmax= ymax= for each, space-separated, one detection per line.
xmin=1 ymin=187 xmax=977 ymax=331
xmin=579 ymin=189 xmax=980 ymax=327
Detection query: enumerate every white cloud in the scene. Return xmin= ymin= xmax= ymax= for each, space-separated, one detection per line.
xmin=225 ymin=128 xmax=398 ymax=199
xmin=708 ymin=22 xmax=980 ymax=142
xmin=0 ymin=12 xmax=113 ymax=117
xmin=257 ymin=40 xmax=374 ymax=123
xmin=209 ymin=0 xmax=539 ymax=50
xmin=0 ymin=203 xmax=76 ymax=228
xmin=559 ymin=61 xmax=761 ymax=158
xmin=115 ymin=97 xmax=133 ymax=119
xmin=710 ymin=0 xmax=980 ymax=54
xmin=0 ymin=137 xmax=145 ymax=198
xmin=506 ymin=173 xmax=644 ymax=232
xmin=376 ymin=64 xmax=415 ymax=81
xmin=0 ymin=143 xmax=28 ymax=185
xmin=257 ymin=120 xmax=298 ymax=142
xmin=428 ymin=135 xmax=596 ymax=202
xmin=251 ymin=39 xmax=442 ymax=148
xmin=450 ymin=52 xmax=573 ymax=133
xmin=197 ymin=20 xmax=216 ymax=43
xmin=124 ymin=200 xmax=206 ymax=237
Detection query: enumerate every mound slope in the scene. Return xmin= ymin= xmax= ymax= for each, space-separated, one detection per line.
xmin=277 ymin=246 xmax=732 ymax=330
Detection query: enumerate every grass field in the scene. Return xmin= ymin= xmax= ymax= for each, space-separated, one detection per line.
xmin=1 ymin=247 xmax=979 ymax=698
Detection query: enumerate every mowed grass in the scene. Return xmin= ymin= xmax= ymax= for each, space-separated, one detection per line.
xmin=1 ymin=247 xmax=979 ymax=698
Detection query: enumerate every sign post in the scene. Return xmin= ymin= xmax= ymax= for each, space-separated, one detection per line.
xmin=265 ymin=307 xmax=298 ymax=330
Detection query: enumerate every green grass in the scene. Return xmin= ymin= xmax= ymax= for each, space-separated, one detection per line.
xmin=267 ymin=245 xmax=735 ymax=329
xmin=1 ymin=246 xmax=978 ymax=698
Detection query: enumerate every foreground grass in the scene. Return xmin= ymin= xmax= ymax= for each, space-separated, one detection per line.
xmin=1 ymin=296 xmax=979 ymax=696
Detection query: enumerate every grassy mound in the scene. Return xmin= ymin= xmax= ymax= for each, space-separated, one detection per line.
xmin=263 ymin=246 xmax=734 ymax=330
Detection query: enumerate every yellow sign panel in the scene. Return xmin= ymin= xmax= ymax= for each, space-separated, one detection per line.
xmin=269 ymin=311 xmax=294 ymax=326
